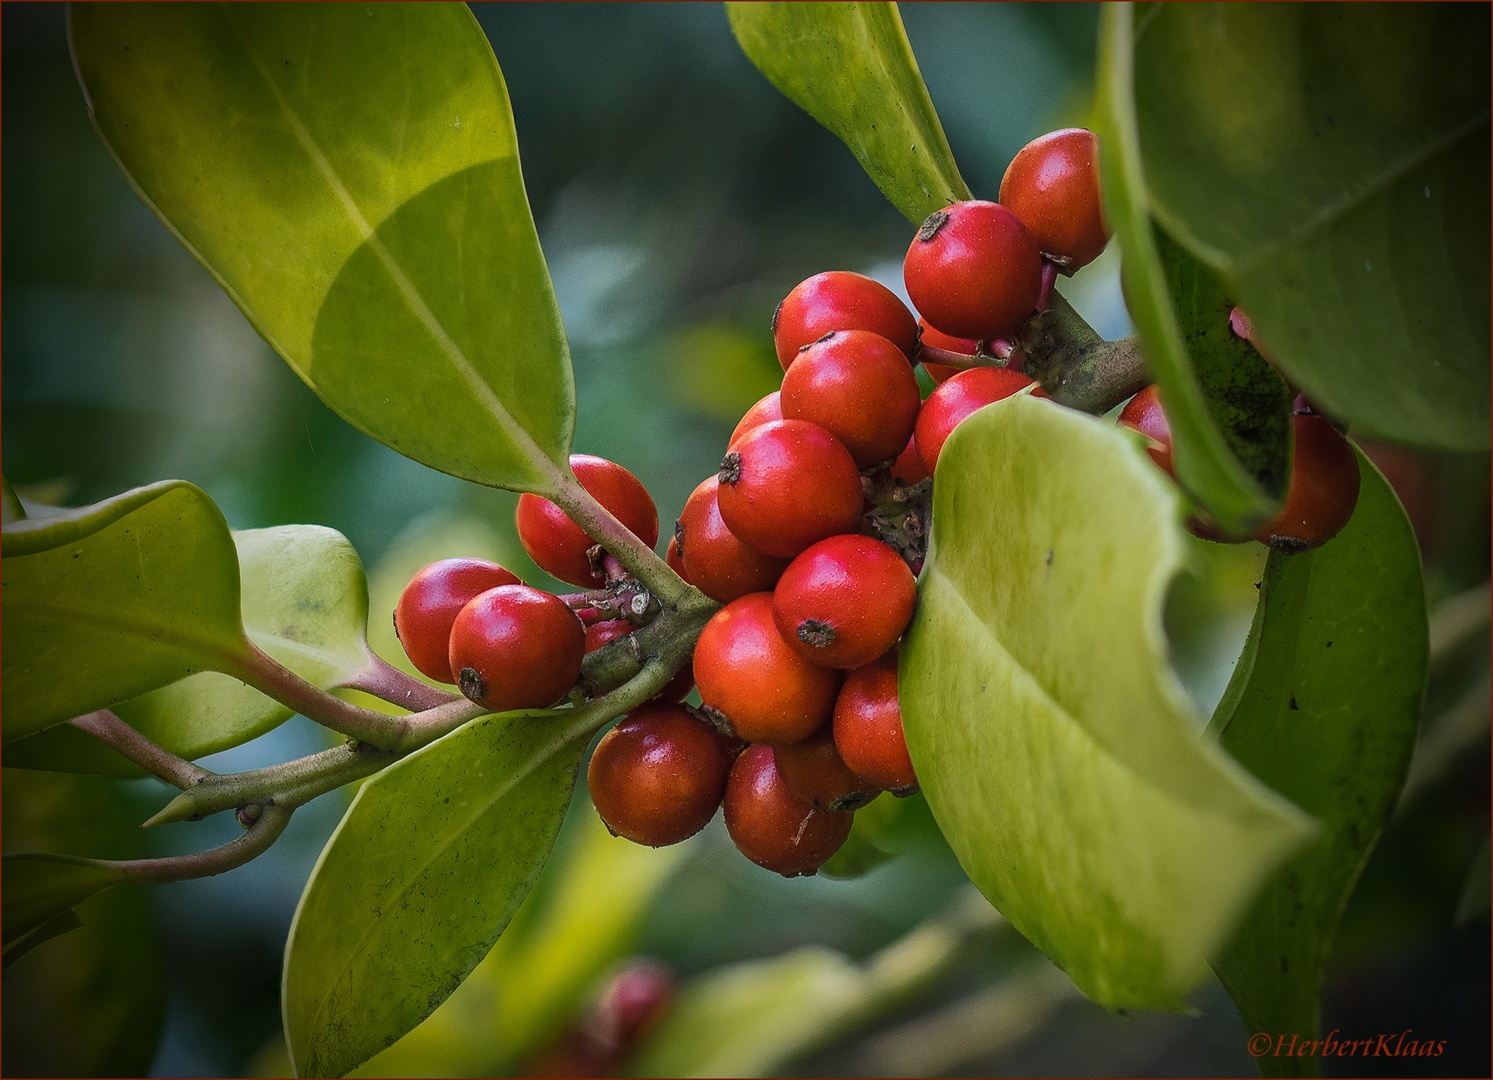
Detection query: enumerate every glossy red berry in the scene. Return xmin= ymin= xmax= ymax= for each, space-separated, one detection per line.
xmin=728 ymin=391 xmax=783 ymax=449
xmin=449 ymin=585 xmax=585 ymax=711
xmin=1256 ymin=413 xmax=1361 ymax=553
xmin=717 ymin=420 xmax=863 ymax=560
xmin=915 ymin=366 xmax=1035 ymax=474
xmin=723 ymin=744 xmax=853 ymax=877
xmin=998 ymin=128 xmax=1109 ymax=274
xmin=904 ymin=201 xmax=1042 ymax=341
xmin=693 ymin=593 xmax=841 ymax=745
xmin=588 ymin=705 xmax=734 ymax=847
xmin=516 ymin=455 xmax=659 ymax=587
xmin=584 ymin=618 xmax=633 ymax=654
xmin=780 ymin=330 xmax=922 ymax=469
xmin=772 ymin=271 xmax=917 ymax=371
xmin=1117 ymin=384 xmax=1175 ymax=477
xmin=890 ymin=434 xmax=930 ymax=486
xmin=772 ymin=725 xmax=879 ymax=812
xmin=918 ymin=319 xmax=979 ymax=385
xmin=393 ymin=558 xmax=521 ymax=683
xmin=676 ymin=476 xmax=789 ymax=604
xmin=833 ymin=654 xmax=917 ymax=793
xmin=773 ymin=535 xmax=917 ymax=670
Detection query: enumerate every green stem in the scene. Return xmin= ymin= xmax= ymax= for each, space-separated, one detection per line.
xmin=1019 ymin=292 xmax=1149 ymax=414
xmin=228 ymin=640 xmax=413 ymax=750
xmin=340 ymin=652 xmax=461 ymax=712
xmin=69 ymin=710 xmax=210 ymax=790
xmin=547 ymin=474 xmax=687 ymax=604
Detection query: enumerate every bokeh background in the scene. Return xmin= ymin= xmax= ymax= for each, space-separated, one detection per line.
xmin=3 ymin=4 xmax=1488 ymax=1077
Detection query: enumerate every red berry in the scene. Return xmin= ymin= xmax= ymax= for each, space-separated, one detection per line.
xmin=584 ymin=618 xmax=633 ymax=654
xmin=588 ymin=960 xmax=674 ymax=1054
xmin=890 ymin=434 xmax=930 ymax=486
xmin=717 ymin=420 xmax=863 ymax=560
xmin=773 ymin=535 xmax=917 ymax=670
xmin=998 ymin=128 xmax=1109 ymax=274
xmin=772 ymin=271 xmax=917 ymax=371
xmin=724 ymin=745 xmax=853 ymax=876
xmin=1255 ymin=414 xmax=1361 ymax=552
xmin=393 ymin=558 xmax=521 ymax=683
xmin=728 ymin=391 xmax=783 ymax=449
xmin=780 ymin=330 xmax=922 ymax=469
xmin=516 ymin=455 xmax=659 ymax=587
xmin=918 ymin=319 xmax=979 ymax=385
xmin=1117 ymin=384 xmax=1175 ymax=477
xmin=676 ymin=476 xmax=790 ymax=605
xmin=772 ymin=725 xmax=879 ymax=812
xmin=588 ymin=705 xmax=734 ymax=847
xmin=833 ymin=655 xmax=917 ymax=792
xmin=915 ymin=366 xmax=1035 ymax=474
xmin=693 ymin=593 xmax=841 ymax=745
xmin=665 ymin=534 xmax=691 ymax=585
xmin=903 ymin=201 xmax=1042 ymax=341
xmin=449 ymin=585 xmax=585 ymax=711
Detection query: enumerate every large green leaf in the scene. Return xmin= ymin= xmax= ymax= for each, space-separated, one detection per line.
xmin=7 ymin=525 xmax=377 ymax=774
xmin=1095 ymin=5 xmax=1279 ymax=537
xmin=1 ymin=770 xmax=165 ymax=1076
xmin=283 ymin=710 xmax=591 ymax=1078
xmin=726 ymin=2 xmax=970 ymax=224
xmin=1 ymin=481 xmax=245 ymax=743
xmin=1210 ymin=452 xmax=1426 ymax=1073
xmin=352 ymin=804 xmax=690 ymax=1077
xmin=70 ymin=3 xmax=575 ymax=493
xmin=901 ymin=394 xmax=1314 ymax=1011
xmin=1133 ymin=4 xmax=1491 ymax=451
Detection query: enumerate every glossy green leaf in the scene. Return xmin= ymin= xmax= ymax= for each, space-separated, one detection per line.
xmin=70 ymin=3 xmax=575 ymax=494
xmin=283 ymin=710 xmax=590 ymax=1078
xmin=1 ymin=481 xmax=246 ymax=744
xmin=7 ymin=525 xmax=377 ymax=774
xmin=353 ymin=804 xmax=690 ymax=1077
xmin=1210 ymin=452 xmax=1427 ymax=1070
xmin=1134 ymin=3 xmax=1491 ymax=451
xmin=1096 ymin=5 xmax=1279 ymax=537
xmin=901 ymin=394 xmax=1314 ymax=1011
xmin=1 ymin=770 xmax=165 ymax=1075
xmin=726 ymin=1 xmax=970 ymax=224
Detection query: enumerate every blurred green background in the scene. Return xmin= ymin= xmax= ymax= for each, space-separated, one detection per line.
xmin=3 ymin=4 xmax=1487 ymax=1077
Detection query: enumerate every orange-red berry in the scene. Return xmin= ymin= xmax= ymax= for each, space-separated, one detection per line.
xmin=516 ymin=455 xmax=659 ymax=587
xmin=723 ymin=744 xmax=853 ymax=876
xmin=772 ymin=271 xmax=917 ymax=371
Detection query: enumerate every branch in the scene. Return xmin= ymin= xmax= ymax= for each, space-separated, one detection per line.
xmin=69 ymin=710 xmax=210 ymax=790
xmin=547 ymin=474 xmax=689 ymax=604
xmin=339 ymin=652 xmax=461 ymax=712
xmin=227 ymin=641 xmax=414 ymax=750
xmin=1018 ymin=292 xmax=1149 ymax=414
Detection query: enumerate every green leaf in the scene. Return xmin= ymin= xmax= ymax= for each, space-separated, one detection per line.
xmin=901 ymin=394 xmax=1314 ymax=1011
xmin=1 ymin=481 xmax=246 ymax=744
xmin=1210 ymin=452 xmax=1427 ymax=1069
xmin=1096 ymin=5 xmax=1280 ymax=536
xmin=726 ymin=1 xmax=970 ymax=224
xmin=283 ymin=710 xmax=590 ymax=1078
xmin=352 ymin=803 xmax=691 ymax=1077
xmin=1132 ymin=3 xmax=1491 ymax=451
xmin=7 ymin=525 xmax=377 ymax=774
xmin=70 ymin=3 xmax=575 ymax=493
xmin=1 ymin=770 xmax=166 ymax=1075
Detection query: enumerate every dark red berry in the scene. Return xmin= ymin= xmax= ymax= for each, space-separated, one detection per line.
xmin=449 ymin=585 xmax=585 ymax=711
xmin=890 ymin=434 xmax=930 ymax=486
xmin=915 ymin=366 xmax=1035 ymax=474
xmin=676 ymin=476 xmax=790 ymax=604
xmin=773 ymin=535 xmax=917 ymax=670
xmin=393 ymin=558 xmax=521 ymax=683
xmin=1256 ymin=413 xmax=1361 ymax=553
xmin=729 ymin=391 xmax=784 ymax=449
xmin=716 ymin=420 xmax=863 ymax=560
xmin=918 ymin=319 xmax=979 ymax=385
xmin=584 ymin=618 xmax=633 ymax=654
xmin=1117 ymin=384 xmax=1175 ymax=477
xmin=693 ymin=592 xmax=841 ymax=745
xmin=772 ymin=725 xmax=879 ymax=812
xmin=588 ymin=705 xmax=733 ymax=847
xmin=904 ymin=201 xmax=1042 ymax=341
xmin=723 ymin=744 xmax=853 ymax=876
xmin=586 ymin=960 xmax=674 ymax=1054
xmin=780 ymin=330 xmax=921 ymax=469
xmin=833 ymin=654 xmax=917 ymax=793
xmin=999 ymin=128 xmax=1109 ymax=274
xmin=516 ymin=455 xmax=659 ymax=587
xmin=772 ymin=271 xmax=917 ymax=371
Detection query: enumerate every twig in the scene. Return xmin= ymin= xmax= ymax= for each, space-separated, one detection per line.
xmin=69 ymin=710 xmax=210 ymax=790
